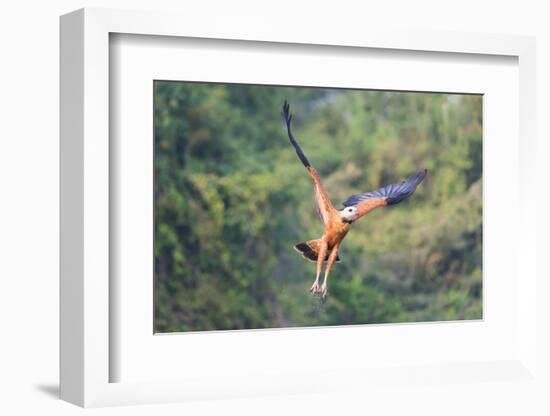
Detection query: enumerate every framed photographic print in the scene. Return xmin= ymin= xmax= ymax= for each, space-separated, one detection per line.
xmin=60 ymin=8 xmax=537 ymax=408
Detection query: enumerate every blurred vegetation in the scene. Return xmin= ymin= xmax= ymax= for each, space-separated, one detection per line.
xmin=154 ymin=81 xmax=482 ymax=332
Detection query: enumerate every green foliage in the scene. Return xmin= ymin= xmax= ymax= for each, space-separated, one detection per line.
xmin=154 ymin=81 xmax=482 ymax=332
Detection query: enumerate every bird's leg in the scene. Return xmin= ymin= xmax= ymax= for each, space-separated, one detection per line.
xmin=321 ymin=244 xmax=339 ymax=300
xmin=310 ymin=240 xmax=327 ymax=295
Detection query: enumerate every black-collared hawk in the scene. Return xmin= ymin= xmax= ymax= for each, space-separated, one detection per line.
xmin=282 ymin=101 xmax=427 ymax=300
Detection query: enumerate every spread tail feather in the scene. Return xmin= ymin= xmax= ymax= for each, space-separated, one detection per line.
xmin=294 ymin=240 xmax=341 ymax=263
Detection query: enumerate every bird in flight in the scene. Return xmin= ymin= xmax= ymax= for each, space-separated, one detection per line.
xmin=282 ymin=101 xmax=427 ymax=300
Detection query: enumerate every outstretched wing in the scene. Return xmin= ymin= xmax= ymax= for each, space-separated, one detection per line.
xmin=342 ymin=169 xmax=428 ymax=221
xmin=282 ymin=101 xmax=337 ymax=224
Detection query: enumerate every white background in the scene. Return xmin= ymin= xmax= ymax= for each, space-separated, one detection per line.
xmin=1 ymin=1 xmax=548 ymax=415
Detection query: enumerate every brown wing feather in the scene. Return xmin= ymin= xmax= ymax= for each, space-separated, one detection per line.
xmin=354 ymin=197 xmax=388 ymax=220
xmin=307 ymin=166 xmax=336 ymax=224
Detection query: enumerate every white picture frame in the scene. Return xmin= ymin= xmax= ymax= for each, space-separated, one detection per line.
xmin=60 ymin=7 xmax=537 ymax=408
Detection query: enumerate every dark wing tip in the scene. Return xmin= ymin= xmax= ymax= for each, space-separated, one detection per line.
xmin=282 ymin=100 xmax=291 ymax=126
xmin=385 ymin=168 xmax=427 ymax=205
xmin=411 ymin=168 xmax=428 ymax=187
xmin=281 ymin=101 xmax=311 ymax=168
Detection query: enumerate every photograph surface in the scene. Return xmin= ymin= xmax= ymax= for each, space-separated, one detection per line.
xmin=154 ymin=81 xmax=482 ymax=333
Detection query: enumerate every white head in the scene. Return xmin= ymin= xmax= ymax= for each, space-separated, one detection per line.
xmin=340 ymin=206 xmax=358 ymax=222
